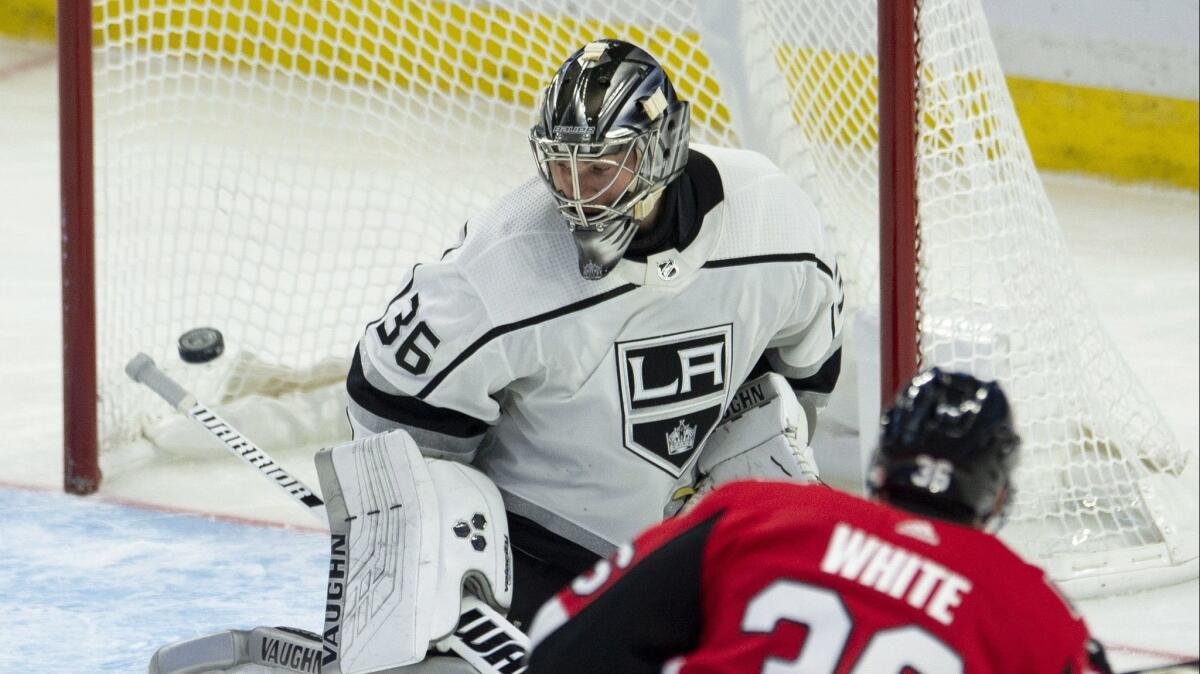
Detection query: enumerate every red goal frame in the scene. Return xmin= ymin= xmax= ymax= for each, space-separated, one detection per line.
xmin=57 ymin=0 xmax=923 ymax=494
xmin=59 ymin=0 xmax=101 ymax=494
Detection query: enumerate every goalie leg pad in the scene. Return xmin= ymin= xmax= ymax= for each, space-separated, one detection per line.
xmin=149 ymin=630 xmax=245 ymax=674
xmin=148 ymin=626 xmax=477 ymax=673
xmin=148 ymin=626 xmax=323 ymax=674
xmin=696 ymin=372 xmax=820 ymax=490
xmin=315 ymin=429 xmax=513 ymax=674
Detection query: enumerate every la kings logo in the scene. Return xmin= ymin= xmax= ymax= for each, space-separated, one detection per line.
xmin=616 ymin=324 xmax=732 ymax=476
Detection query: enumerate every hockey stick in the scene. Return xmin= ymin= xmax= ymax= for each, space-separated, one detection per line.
xmin=438 ymin=594 xmax=530 ymax=673
xmin=125 ymin=353 xmax=327 ymax=523
xmin=127 ymin=353 xmax=529 ymax=673
xmin=1122 ymin=662 xmax=1200 ymax=673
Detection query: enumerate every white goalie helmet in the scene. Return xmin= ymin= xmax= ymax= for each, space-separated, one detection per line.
xmin=530 ymin=39 xmax=690 ymax=280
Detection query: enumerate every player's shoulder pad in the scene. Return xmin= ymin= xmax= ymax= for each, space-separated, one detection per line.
xmin=691 ymin=143 xmax=783 ymax=184
xmin=946 ymin=524 xmax=1067 ymax=607
xmin=452 ymin=176 xmax=636 ymax=325
xmin=695 ymin=479 xmax=822 ymax=516
xmin=686 ymin=142 xmax=796 ymax=203
xmin=364 ymin=176 xmax=632 ymax=394
xmin=696 ymin=144 xmax=828 ymax=259
xmin=457 ymin=177 xmax=562 ymax=256
xmin=359 ymin=255 xmax=504 ymax=405
xmin=365 ymin=178 xmax=557 ymax=362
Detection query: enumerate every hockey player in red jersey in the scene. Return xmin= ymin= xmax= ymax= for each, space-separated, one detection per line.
xmin=526 ymin=368 xmax=1115 ymax=674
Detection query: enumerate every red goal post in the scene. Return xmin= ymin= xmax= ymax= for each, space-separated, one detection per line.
xmin=58 ymin=0 xmax=99 ymax=495
xmin=877 ymin=0 xmax=920 ymax=404
xmin=56 ymin=0 xmax=926 ymax=495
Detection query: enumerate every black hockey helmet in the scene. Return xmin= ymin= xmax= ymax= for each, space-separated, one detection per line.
xmin=530 ymin=39 xmax=690 ymax=280
xmin=867 ymin=368 xmax=1021 ymax=530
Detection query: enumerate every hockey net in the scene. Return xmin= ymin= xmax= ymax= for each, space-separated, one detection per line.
xmin=61 ymin=0 xmax=1196 ymax=596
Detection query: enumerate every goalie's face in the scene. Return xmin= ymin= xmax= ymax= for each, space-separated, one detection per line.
xmin=535 ymin=139 xmax=646 ymax=232
xmin=530 ymin=136 xmax=651 ymax=280
xmin=547 ymin=149 xmax=637 ymax=212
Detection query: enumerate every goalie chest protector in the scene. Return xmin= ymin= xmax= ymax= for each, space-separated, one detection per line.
xmin=357 ymin=144 xmax=842 ymax=554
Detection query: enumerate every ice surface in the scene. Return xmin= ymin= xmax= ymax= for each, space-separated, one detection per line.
xmin=0 ymin=488 xmax=326 ymax=673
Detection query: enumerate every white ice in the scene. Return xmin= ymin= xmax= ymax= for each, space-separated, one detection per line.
xmin=0 ymin=37 xmax=1197 ymax=672
xmin=0 ymin=489 xmax=327 ymax=673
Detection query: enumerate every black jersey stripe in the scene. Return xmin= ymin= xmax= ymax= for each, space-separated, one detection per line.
xmin=417 ymin=282 xmax=640 ymax=399
xmin=702 ymin=252 xmax=833 ymax=278
xmin=348 ymin=345 xmax=490 ymax=438
xmin=785 ymin=347 xmax=842 ymax=395
xmin=746 ymin=347 xmax=843 ymax=396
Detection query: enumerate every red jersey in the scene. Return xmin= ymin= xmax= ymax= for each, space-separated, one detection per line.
xmin=527 ymin=480 xmax=1100 ymax=674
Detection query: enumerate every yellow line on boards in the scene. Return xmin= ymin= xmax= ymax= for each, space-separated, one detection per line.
xmin=4 ymin=0 xmax=1195 ymax=189
xmin=0 ymin=0 xmax=56 ymax=41
xmin=1010 ymin=77 xmax=1199 ymax=190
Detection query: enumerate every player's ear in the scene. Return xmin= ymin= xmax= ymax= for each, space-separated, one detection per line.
xmin=980 ymin=483 xmax=1013 ymax=532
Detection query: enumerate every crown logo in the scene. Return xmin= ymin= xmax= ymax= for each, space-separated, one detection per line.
xmin=581 ymin=260 xmax=605 ymax=280
xmin=665 ymin=419 xmax=698 ymax=455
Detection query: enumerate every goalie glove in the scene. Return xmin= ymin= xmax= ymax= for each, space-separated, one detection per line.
xmin=668 ymin=373 xmax=820 ymax=515
xmin=148 ymin=430 xmax=524 ymax=674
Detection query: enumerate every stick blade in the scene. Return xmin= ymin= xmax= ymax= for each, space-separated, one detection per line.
xmin=125 ymin=352 xmax=157 ymax=383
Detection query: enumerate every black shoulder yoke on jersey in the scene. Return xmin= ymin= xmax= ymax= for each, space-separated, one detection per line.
xmin=624 ymin=149 xmax=723 ymax=262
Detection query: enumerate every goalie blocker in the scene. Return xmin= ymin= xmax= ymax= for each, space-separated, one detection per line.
xmin=317 ymin=430 xmax=523 ymax=673
xmin=148 ymin=429 xmax=526 ymax=674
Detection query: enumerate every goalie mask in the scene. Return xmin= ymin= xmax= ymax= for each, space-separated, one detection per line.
xmin=868 ymin=368 xmax=1021 ymax=531
xmin=530 ymin=39 xmax=690 ymax=280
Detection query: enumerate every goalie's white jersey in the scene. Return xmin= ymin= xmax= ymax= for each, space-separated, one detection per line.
xmin=349 ymin=145 xmax=843 ymax=554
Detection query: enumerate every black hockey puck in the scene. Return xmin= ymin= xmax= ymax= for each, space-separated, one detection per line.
xmin=178 ymin=327 xmax=225 ymax=363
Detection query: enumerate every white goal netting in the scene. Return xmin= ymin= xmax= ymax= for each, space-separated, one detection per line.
xmin=86 ymin=0 xmax=1196 ymax=594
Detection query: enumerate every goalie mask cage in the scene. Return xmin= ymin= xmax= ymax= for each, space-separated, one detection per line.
xmin=59 ymin=0 xmax=1197 ymax=596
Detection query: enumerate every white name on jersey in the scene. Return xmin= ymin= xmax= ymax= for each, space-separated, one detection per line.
xmin=820 ymin=522 xmax=973 ymax=626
